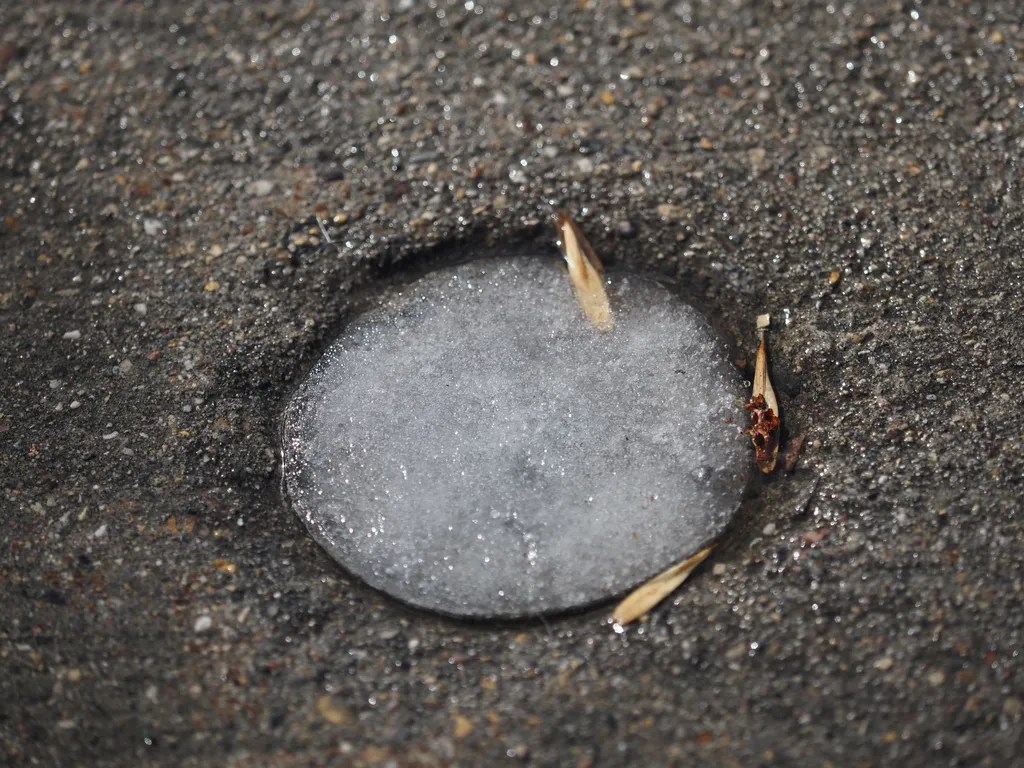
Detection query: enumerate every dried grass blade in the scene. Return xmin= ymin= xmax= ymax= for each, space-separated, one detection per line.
xmin=753 ymin=314 xmax=778 ymax=415
xmin=611 ymin=546 xmax=715 ymax=627
xmin=554 ymin=211 xmax=613 ymax=331
xmin=747 ymin=314 xmax=780 ymax=473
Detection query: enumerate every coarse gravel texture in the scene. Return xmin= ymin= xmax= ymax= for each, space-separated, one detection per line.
xmin=1 ymin=1 xmax=1022 ymax=766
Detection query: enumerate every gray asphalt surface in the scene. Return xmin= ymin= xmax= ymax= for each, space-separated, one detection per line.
xmin=2 ymin=1 xmax=1023 ymax=766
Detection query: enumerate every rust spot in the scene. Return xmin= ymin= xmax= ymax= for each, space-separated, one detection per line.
xmin=745 ymin=394 xmax=779 ymax=471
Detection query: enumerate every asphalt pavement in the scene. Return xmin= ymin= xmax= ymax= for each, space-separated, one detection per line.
xmin=2 ymin=1 xmax=1023 ymax=765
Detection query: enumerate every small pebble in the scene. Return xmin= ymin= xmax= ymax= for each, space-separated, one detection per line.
xmin=612 ymin=219 xmax=635 ymax=237
xmin=317 ymin=695 xmax=350 ymax=725
xmin=874 ymin=657 xmax=894 ymax=671
xmin=453 ymin=714 xmax=474 ymax=739
xmin=63 ymin=330 xmax=81 ymax=340
xmin=801 ymin=528 xmax=828 ymax=544
xmin=655 ymin=203 xmax=686 ymax=219
xmin=194 ymin=615 xmax=213 ymax=633
xmin=69 ymin=400 xmax=81 ymax=410
xmin=247 ymin=179 xmax=275 ymax=196
xmin=143 ymin=219 xmax=164 ymax=236
xmin=212 ymin=558 xmax=237 ymax=574
xmin=133 ymin=303 xmax=147 ymax=315
xmin=91 ymin=524 xmax=108 ymax=538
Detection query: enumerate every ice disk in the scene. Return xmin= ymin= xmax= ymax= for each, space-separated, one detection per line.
xmin=283 ymin=256 xmax=748 ymax=617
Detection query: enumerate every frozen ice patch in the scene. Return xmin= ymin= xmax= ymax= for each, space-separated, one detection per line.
xmin=283 ymin=256 xmax=747 ymax=617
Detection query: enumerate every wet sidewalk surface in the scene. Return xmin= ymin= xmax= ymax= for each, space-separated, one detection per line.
xmin=2 ymin=1 xmax=1023 ymax=765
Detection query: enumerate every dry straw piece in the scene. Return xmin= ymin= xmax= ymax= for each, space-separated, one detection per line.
xmin=747 ymin=313 xmax=780 ymax=473
xmin=611 ymin=546 xmax=715 ymax=627
xmin=554 ymin=212 xmax=613 ymax=331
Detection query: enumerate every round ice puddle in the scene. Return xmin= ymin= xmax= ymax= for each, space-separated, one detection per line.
xmin=283 ymin=256 xmax=748 ymax=617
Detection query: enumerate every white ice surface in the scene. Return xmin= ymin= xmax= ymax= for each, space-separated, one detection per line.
xmin=283 ymin=256 xmax=747 ymax=617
